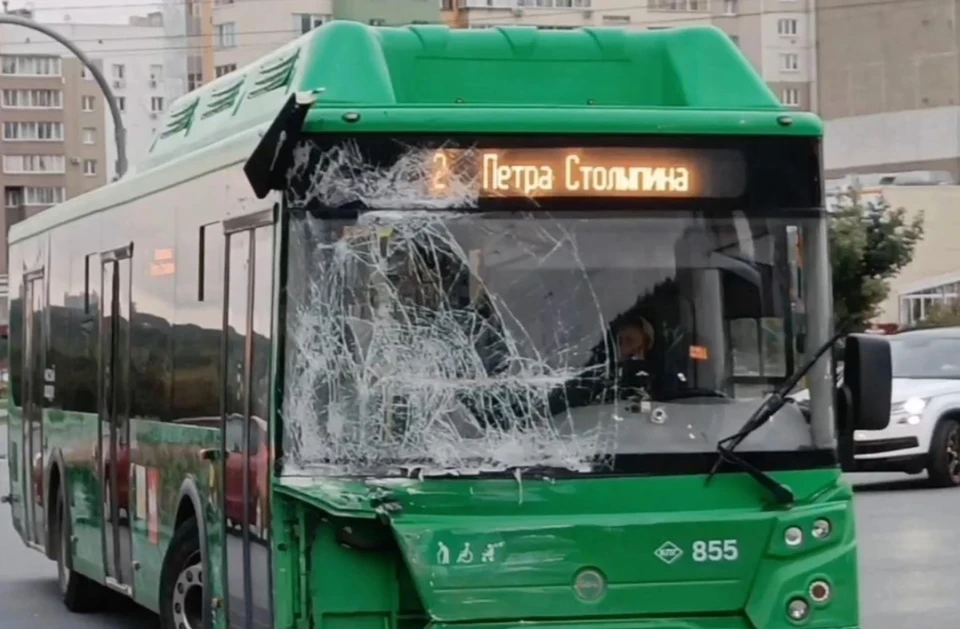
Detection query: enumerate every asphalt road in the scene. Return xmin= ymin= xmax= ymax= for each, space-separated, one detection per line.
xmin=0 ymin=422 xmax=957 ymax=629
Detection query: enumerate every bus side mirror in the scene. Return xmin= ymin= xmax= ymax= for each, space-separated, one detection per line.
xmin=842 ymin=333 xmax=891 ymax=431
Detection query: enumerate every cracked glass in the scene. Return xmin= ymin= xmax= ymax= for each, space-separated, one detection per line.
xmin=280 ymin=140 xmax=822 ymax=477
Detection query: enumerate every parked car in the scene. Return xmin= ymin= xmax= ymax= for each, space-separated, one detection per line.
xmin=794 ymin=326 xmax=960 ymax=486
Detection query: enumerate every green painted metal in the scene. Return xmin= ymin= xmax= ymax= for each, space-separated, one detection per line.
xmin=273 ymin=469 xmax=859 ymax=629
xmin=25 ymin=410 xmax=223 ymax=613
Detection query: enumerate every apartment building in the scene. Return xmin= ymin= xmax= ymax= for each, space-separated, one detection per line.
xmin=1 ymin=12 xmax=175 ymax=182
xmin=817 ymin=0 xmax=960 ymax=179
xmin=210 ymin=0 xmax=439 ymax=76
xmin=162 ymin=0 xmax=214 ymax=94
xmin=441 ymin=0 xmax=817 ymax=110
xmin=0 ymin=52 xmax=106 ymax=267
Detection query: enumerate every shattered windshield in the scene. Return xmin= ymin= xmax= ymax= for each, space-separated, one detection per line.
xmin=282 ymin=209 xmax=818 ymax=476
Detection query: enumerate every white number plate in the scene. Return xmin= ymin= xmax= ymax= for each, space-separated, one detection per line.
xmin=692 ymin=539 xmax=739 ymax=562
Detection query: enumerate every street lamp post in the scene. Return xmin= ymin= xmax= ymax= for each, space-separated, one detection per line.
xmin=0 ymin=13 xmax=128 ymax=178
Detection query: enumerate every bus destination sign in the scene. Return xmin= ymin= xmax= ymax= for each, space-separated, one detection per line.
xmin=430 ymin=147 xmax=746 ymax=199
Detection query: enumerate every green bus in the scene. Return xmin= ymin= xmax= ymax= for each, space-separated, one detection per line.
xmin=4 ymin=21 xmax=893 ymax=629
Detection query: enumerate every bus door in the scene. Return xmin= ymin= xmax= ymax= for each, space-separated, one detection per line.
xmin=20 ymin=270 xmax=45 ymax=547
xmin=99 ymin=244 xmax=133 ymax=592
xmin=221 ymin=209 xmax=275 ymax=629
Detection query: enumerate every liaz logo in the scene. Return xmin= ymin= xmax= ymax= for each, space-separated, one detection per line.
xmin=654 ymin=541 xmax=683 ymax=564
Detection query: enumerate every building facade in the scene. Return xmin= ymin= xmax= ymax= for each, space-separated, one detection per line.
xmin=210 ymin=0 xmax=439 ymax=76
xmin=441 ymin=0 xmax=818 ymax=110
xmin=816 ymin=0 xmax=960 ymax=179
xmin=0 ymin=13 xmax=174 ymax=181
xmin=0 ymin=11 xmax=177 ymax=319
xmin=0 ymin=52 xmax=106 ymax=261
xmin=162 ymin=0 xmax=214 ymax=94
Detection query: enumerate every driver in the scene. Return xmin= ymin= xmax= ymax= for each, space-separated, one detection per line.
xmin=545 ymin=315 xmax=657 ymax=415
xmin=616 ymin=318 xmax=655 ymax=362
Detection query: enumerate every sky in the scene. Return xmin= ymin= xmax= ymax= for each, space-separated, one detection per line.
xmin=7 ymin=0 xmax=155 ymax=24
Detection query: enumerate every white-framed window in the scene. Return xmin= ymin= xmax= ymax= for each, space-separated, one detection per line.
xmin=116 ymin=96 xmax=126 ymax=112
xmin=899 ymin=283 xmax=960 ymax=326
xmin=215 ymin=63 xmax=237 ymax=77
xmin=0 ymin=55 xmax=61 ymax=76
xmin=188 ymin=72 xmax=203 ymax=91
xmin=293 ymin=13 xmax=329 ymax=34
xmin=781 ymin=87 xmax=800 ymax=107
xmin=81 ymin=95 xmax=95 ymax=111
xmin=83 ymin=159 xmax=97 ymax=176
xmin=216 ymin=22 xmax=237 ymax=48
xmin=650 ymin=0 xmax=707 ymax=11
xmin=2 ymin=154 xmax=66 ymax=174
xmin=1 ymin=89 xmax=62 ymax=109
xmin=2 ymin=121 xmax=64 ymax=141
xmin=780 ymin=53 xmax=799 ymax=71
xmin=724 ymin=0 xmax=737 ymax=14
xmin=112 ymin=63 xmax=125 ymax=79
xmin=4 ymin=188 xmax=22 ymax=208
xmin=82 ymin=127 xmax=96 ymax=145
xmin=23 ymin=186 xmax=66 ymax=206
xmin=151 ymin=96 xmax=165 ymax=112
xmin=80 ymin=59 xmax=102 ymax=81
xmin=777 ymin=18 xmax=798 ymax=36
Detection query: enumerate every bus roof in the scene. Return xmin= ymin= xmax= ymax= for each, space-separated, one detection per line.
xmin=10 ymin=21 xmax=822 ymax=243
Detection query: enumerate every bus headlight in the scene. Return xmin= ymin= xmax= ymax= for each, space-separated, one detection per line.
xmin=784 ymin=526 xmax=803 ymax=547
xmin=811 ymin=518 xmax=832 ymax=540
xmin=787 ymin=598 xmax=810 ymax=621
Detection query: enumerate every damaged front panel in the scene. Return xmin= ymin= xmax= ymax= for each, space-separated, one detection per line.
xmin=282 ymin=140 xmax=614 ymax=477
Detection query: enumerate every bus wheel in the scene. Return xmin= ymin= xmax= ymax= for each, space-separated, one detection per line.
xmin=160 ymin=517 xmax=203 ymax=629
xmin=55 ymin=488 xmax=105 ymax=612
xmin=928 ymin=418 xmax=960 ymax=488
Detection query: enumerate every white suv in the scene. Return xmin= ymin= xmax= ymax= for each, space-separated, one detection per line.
xmin=793 ymin=327 xmax=960 ymax=486
xmin=847 ymin=327 xmax=960 ymax=486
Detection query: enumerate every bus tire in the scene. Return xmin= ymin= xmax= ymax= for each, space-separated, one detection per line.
xmin=928 ymin=418 xmax=960 ymax=488
xmin=159 ymin=516 xmax=203 ymax=629
xmin=55 ymin=488 xmax=106 ymax=612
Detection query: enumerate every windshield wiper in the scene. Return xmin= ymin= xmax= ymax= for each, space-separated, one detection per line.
xmin=706 ymin=330 xmax=845 ymax=505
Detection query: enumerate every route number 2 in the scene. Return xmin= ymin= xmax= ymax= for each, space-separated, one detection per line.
xmin=692 ymin=539 xmax=739 ymax=562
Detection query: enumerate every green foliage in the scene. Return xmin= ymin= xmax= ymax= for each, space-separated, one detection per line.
xmin=829 ymin=192 xmax=925 ymax=333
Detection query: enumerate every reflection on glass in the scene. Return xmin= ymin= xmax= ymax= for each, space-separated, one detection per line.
xmin=890 ymin=336 xmax=960 ymax=380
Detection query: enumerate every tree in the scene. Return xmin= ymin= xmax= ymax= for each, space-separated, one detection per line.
xmin=828 ymin=191 xmax=924 ymax=333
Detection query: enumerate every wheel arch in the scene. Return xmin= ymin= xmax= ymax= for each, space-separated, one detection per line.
xmin=929 ymin=409 xmax=960 ymax=449
xmin=43 ymin=448 xmax=67 ymax=561
xmin=936 ymin=408 xmax=960 ymax=426
xmin=171 ymin=476 xmax=212 ymax=629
